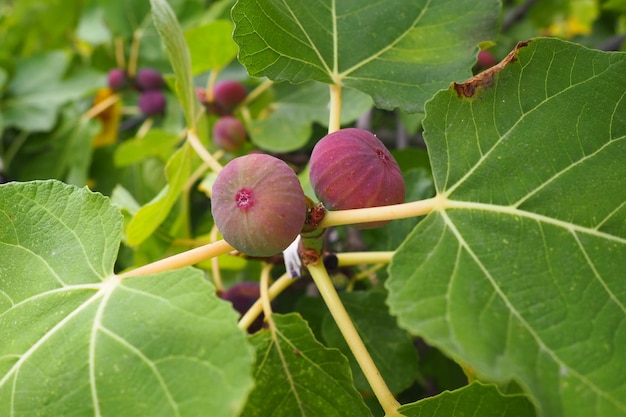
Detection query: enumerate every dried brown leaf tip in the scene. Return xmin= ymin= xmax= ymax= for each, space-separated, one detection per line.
xmin=454 ymin=40 xmax=531 ymax=98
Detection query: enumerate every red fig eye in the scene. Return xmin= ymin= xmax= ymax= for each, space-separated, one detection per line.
xmin=211 ymin=154 xmax=307 ymax=256
xmin=235 ymin=189 xmax=254 ymax=210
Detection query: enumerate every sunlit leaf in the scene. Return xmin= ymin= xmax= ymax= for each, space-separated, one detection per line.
xmin=232 ymin=0 xmax=500 ymax=112
xmin=387 ymin=38 xmax=626 ymax=417
xmin=0 ymin=180 xmax=255 ymax=417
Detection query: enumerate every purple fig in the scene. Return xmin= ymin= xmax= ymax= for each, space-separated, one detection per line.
xmin=213 ymin=116 xmax=247 ymax=152
xmin=211 ymin=154 xmax=307 ymax=256
xmin=136 ymin=68 xmax=165 ymax=91
xmin=212 ymin=80 xmax=247 ymax=114
xmin=108 ymin=68 xmax=128 ymax=91
xmin=309 ymin=128 xmax=405 ymax=228
xmin=138 ymin=90 xmax=166 ymax=116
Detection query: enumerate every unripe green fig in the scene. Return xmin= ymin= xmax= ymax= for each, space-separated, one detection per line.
xmin=211 ymin=154 xmax=307 ymax=256
xmin=309 ymin=128 xmax=405 ymax=228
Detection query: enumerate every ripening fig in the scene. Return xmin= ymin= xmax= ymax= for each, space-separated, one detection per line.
xmin=212 ymin=80 xmax=247 ymax=114
xmin=309 ymin=128 xmax=405 ymax=228
xmin=136 ymin=68 xmax=165 ymax=91
xmin=138 ymin=90 xmax=166 ymax=116
xmin=211 ymin=154 xmax=307 ymax=256
xmin=108 ymin=68 xmax=128 ymax=91
xmin=213 ymin=116 xmax=247 ymax=152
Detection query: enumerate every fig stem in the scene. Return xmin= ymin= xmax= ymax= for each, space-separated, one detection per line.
xmin=328 ymin=83 xmax=342 ymax=133
xmin=307 ymin=262 xmax=403 ymax=417
xmin=241 ymin=79 xmax=273 ymax=107
xmin=205 ymin=69 xmax=219 ymax=103
xmin=337 ymin=251 xmax=394 ymax=266
xmin=128 ymin=28 xmax=143 ymax=78
xmin=187 ymin=128 xmax=223 ymax=174
xmin=320 ymin=196 xmax=443 ymax=228
xmin=118 ymin=239 xmax=234 ymax=278
xmin=239 ymin=272 xmax=293 ymax=331
xmin=210 ymin=225 xmax=225 ymax=293
xmin=82 ymin=93 xmax=120 ymax=121
xmin=114 ymin=37 xmax=125 ymax=69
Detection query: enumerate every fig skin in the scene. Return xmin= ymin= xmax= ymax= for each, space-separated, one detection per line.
xmin=138 ymin=90 xmax=166 ymax=116
xmin=309 ymin=128 xmax=405 ymax=228
xmin=213 ymin=116 xmax=247 ymax=152
xmin=211 ymin=154 xmax=307 ymax=256
xmin=136 ymin=68 xmax=165 ymax=91
xmin=212 ymin=80 xmax=247 ymax=114
xmin=108 ymin=68 xmax=128 ymax=91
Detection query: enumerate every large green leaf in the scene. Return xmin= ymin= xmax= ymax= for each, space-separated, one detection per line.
xmin=231 ymin=0 xmax=500 ymax=113
xmin=387 ymin=38 xmax=626 ymax=417
xmin=0 ymin=180 xmax=254 ymax=417
xmin=399 ymin=382 xmax=535 ymax=416
xmin=241 ymin=313 xmax=373 ymax=417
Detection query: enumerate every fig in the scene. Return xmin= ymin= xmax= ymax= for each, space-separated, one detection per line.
xmin=138 ymin=90 xmax=166 ymax=116
xmin=212 ymin=80 xmax=247 ymax=114
xmin=211 ymin=154 xmax=307 ymax=256
xmin=136 ymin=68 xmax=165 ymax=91
xmin=213 ymin=116 xmax=247 ymax=152
xmin=108 ymin=68 xmax=128 ymax=91
xmin=221 ymin=281 xmax=264 ymax=332
xmin=476 ymin=50 xmax=497 ymax=70
xmin=309 ymin=128 xmax=405 ymax=228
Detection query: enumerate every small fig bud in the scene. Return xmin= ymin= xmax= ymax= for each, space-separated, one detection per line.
xmin=309 ymin=128 xmax=405 ymax=228
xmin=213 ymin=116 xmax=247 ymax=152
xmin=212 ymin=80 xmax=247 ymax=114
xmin=108 ymin=68 xmax=128 ymax=91
xmin=212 ymin=154 xmax=307 ymax=256
xmin=136 ymin=68 xmax=165 ymax=91
xmin=138 ymin=90 xmax=166 ymax=116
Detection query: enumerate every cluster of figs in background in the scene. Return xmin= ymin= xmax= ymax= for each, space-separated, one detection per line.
xmin=107 ymin=67 xmax=407 ymax=325
xmin=108 ymin=67 xmax=168 ymax=116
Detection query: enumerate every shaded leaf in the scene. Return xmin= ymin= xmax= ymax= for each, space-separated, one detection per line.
xmin=2 ymin=51 xmax=103 ymax=132
xmin=241 ymin=313 xmax=373 ymax=417
xmin=387 ymin=38 xmax=626 ymax=417
xmin=114 ymin=129 xmax=181 ymax=166
xmin=399 ymin=382 xmax=535 ymax=417
xmin=248 ymin=82 xmax=372 ymax=152
xmin=0 ymin=180 xmax=255 ymax=417
xmin=125 ymin=141 xmax=195 ymax=246
xmin=321 ymin=290 xmax=419 ymax=394
xmin=232 ymin=0 xmax=500 ymax=112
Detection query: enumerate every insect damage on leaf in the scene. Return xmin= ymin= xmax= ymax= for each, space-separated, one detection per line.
xmin=453 ymin=40 xmax=531 ymax=98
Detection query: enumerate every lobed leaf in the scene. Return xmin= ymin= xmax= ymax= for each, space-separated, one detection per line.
xmin=0 ymin=180 xmax=255 ymax=417
xmin=232 ymin=0 xmax=500 ymax=113
xmin=387 ymin=38 xmax=626 ymax=417
xmin=240 ymin=313 xmax=373 ymax=417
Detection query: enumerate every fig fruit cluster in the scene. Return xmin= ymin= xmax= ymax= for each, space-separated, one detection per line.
xmin=107 ymin=67 xmax=167 ymax=116
xmin=309 ymin=128 xmax=405 ymax=228
xmin=198 ymin=80 xmax=249 ymax=153
xmin=211 ymin=153 xmax=307 ymax=257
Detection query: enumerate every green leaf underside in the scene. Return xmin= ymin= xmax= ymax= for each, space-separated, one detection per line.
xmin=399 ymin=381 xmax=535 ymax=416
xmin=387 ymin=38 xmax=626 ymax=417
xmin=232 ymin=0 xmax=500 ymax=112
xmin=241 ymin=313 xmax=373 ymax=417
xmin=0 ymin=181 xmax=254 ymax=417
